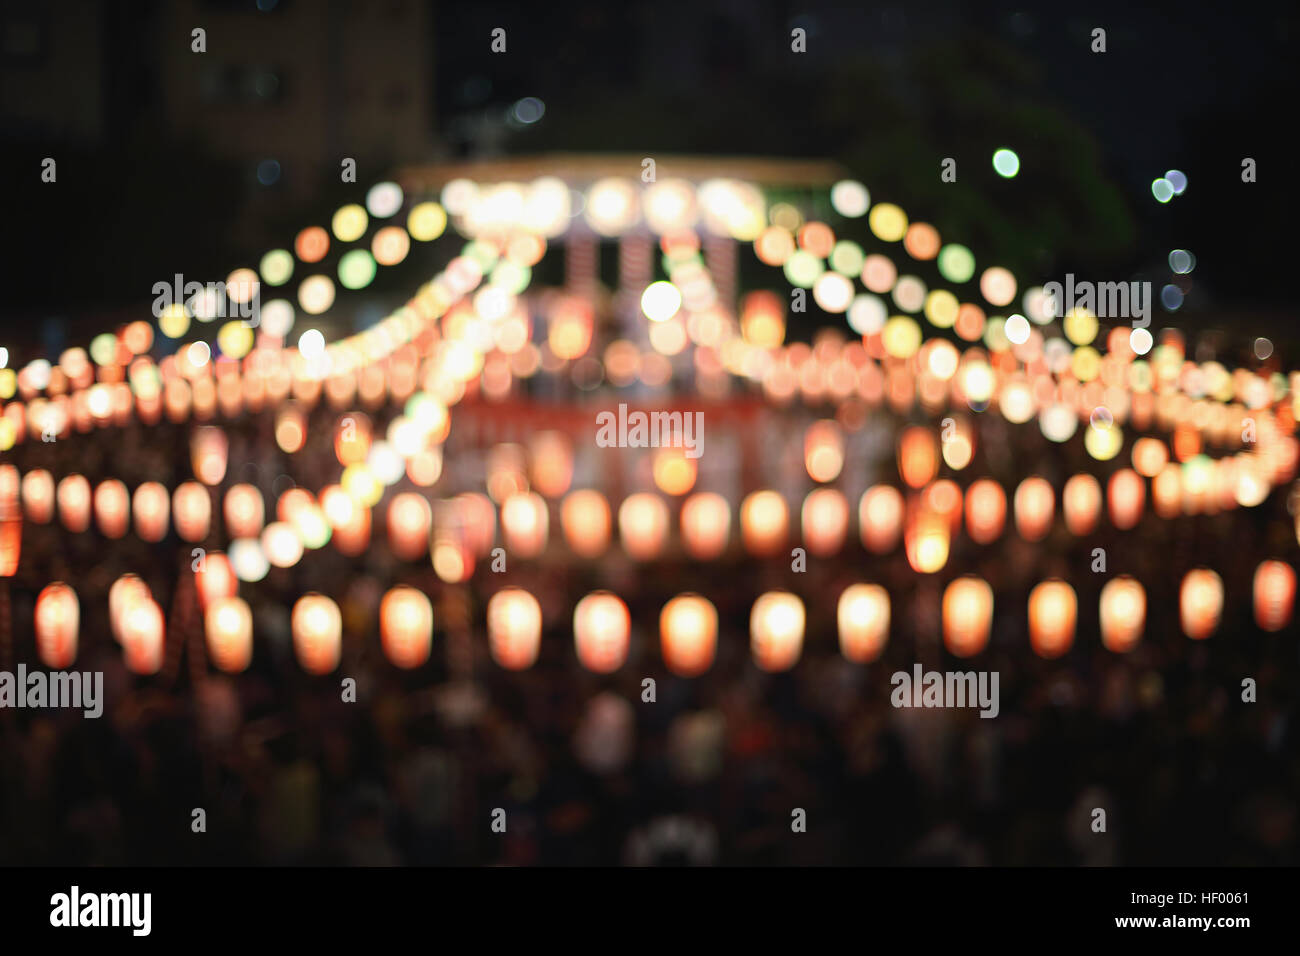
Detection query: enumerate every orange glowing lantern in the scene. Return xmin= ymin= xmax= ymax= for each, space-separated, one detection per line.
xmin=964 ymin=479 xmax=1006 ymax=544
xmin=261 ymin=522 xmax=303 ymax=568
xmin=904 ymin=509 xmax=949 ymax=573
xmin=109 ymin=573 xmax=151 ymax=643
xmin=172 ymin=481 xmax=211 ymax=542
xmin=1028 ymin=580 xmax=1076 ymax=658
xmin=292 ymin=593 xmax=342 ymax=675
xmin=740 ymin=490 xmax=789 ymax=556
xmin=191 ymin=426 xmax=228 ymax=485
xmin=805 ymin=419 xmax=845 ymax=483
xmin=334 ymin=412 xmax=372 ymax=466
xmin=387 ymin=492 xmax=433 ymax=561
xmin=380 ymin=585 xmax=433 ymax=669
xmin=224 ymin=484 xmax=265 ymax=538
xmin=618 ymin=492 xmax=670 ymax=560
xmin=573 ymin=591 xmax=631 ymax=673
xmin=34 ymin=582 xmax=78 ymax=669
xmin=194 ymin=550 xmax=238 ymax=610
xmin=94 ymin=479 xmax=130 ymax=539
xmin=680 ymin=492 xmax=730 ymax=560
xmin=132 ymin=481 xmax=170 ymax=542
xmin=121 ymin=598 xmax=165 ymax=675
xmin=802 ymin=488 xmax=849 ymax=556
xmin=943 ymin=576 xmax=994 ymax=657
xmin=898 ymin=426 xmax=939 ymax=489
xmin=837 ymin=584 xmax=889 ymax=663
xmin=561 ymin=489 xmax=612 ymax=558
xmin=750 ymin=591 xmax=805 ymax=672
xmin=1152 ymin=464 xmax=1182 ymax=519
xmin=501 ymin=491 xmax=549 ymax=558
xmin=205 ymin=596 xmax=253 ymax=673
xmin=660 ymin=594 xmax=717 ymax=677
xmin=1131 ymin=437 xmax=1168 ymax=478
xmin=0 ymin=477 xmax=19 ymax=578
xmin=57 ymin=475 xmax=92 ymax=534
xmin=1107 ymin=469 xmax=1145 ymax=530
xmin=1253 ymin=560 xmax=1295 ymax=632
xmin=859 ymin=485 xmax=904 ymax=553
xmin=1099 ymin=576 xmax=1146 ymax=652
xmin=487 ymin=587 xmax=543 ymax=671
xmin=1180 ymin=569 xmax=1224 ymax=640
xmin=1014 ymin=476 xmax=1055 ymax=542
xmin=1062 ymin=474 xmax=1101 ymax=536
xmin=530 ymin=431 xmax=574 ymax=498
xmin=652 ymin=448 xmax=697 ymax=496
xmin=21 ymin=469 xmax=55 ymax=525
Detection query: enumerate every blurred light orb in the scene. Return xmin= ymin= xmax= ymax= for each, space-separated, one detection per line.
xmin=830 ymin=180 xmax=870 ymax=218
xmin=1165 ymin=169 xmax=1188 ymax=194
xmin=641 ymin=281 xmax=682 ymax=322
xmin=1169 ymin=249 xmax=1194 ymax=274
xmin=1152 ymin=178 xmax=1175 ymax=203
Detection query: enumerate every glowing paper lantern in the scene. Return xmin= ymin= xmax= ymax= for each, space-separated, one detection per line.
xmin=121 ymin=598 xmax=165 ymax=675
xmin=750 ymin=592 xmax=805 ymax=672
xmin=34 ymin=582 xmax=78 ymax=669
xmin=501 ymin=491 xmax=549 ymax=558
xmin=132 ymin=481 xmax=170 ymax=543
xmin=261 ymin=522 xmax=304 ymax=568
xmin=194 ymin=551 xmax=238 ymax=611
xmin=110 ymin=573 xmax=151 ymax=644
xmin=21 ymin=469 xmax=55 ymax=525
xmin=380 ymin=586 xmax=432 ymax=669
xmin=837 ymin=584 xmax=889 ymax=663
xmin=943 ymin=577 xmax=994 ymax=657
xmin=1099 ymin=576 xmax=1146 ymax=652
xmin=573 ymin=591 xmax=631 ymax=673
xmin=1180 ymin=569 xmax=1224 ymax=640
xmin=487 ymin=587 xmax=543 ymax=671
xmin=904 ymin=510 xmax=949 ymax=573
xmin=1107 ymin=469 xmax=1145 ymax=530
xmin=680 ymin=492 xmax=730 ymax=560
xmin=561 ymin=489 xmax=612 ymax=558
xmin=964 ymin=479 xmax=1006 ymax=545
xmin=1062 ymin=474 xmax=1102 ymax=536
xmin=1029 ymin=580 xmax=1076 ymax=658
xmin=805 ymin=420 xmax=845 ymax=482
xmin=740 ymin=490 xmax=789 ymax=557
xmin=173 ymin=482 xmax=211 ymax=542
xmin=530 ymin=431 xmax=574 ymax=498
xmin=94 ymin=479 xmax=130 ymax=539
xmin=224 ymin=484 xmax=265 ymax=538
xmin=1253 ymin=560 xmax=1295 ymax=632
xmin=898 ymin=426 xmax=939 ymax=489
xmin=859 ymin=485 xmax=904 ymax=554
xmin=0 ymin=472 xmax=19 ymax=576
xmin=191 ymin=426 xmax=229 ymax=485
xmin=205 ymin=596 xmax=253 ymax=673
xmin=802 ymin=488 xmax=849 ymax=556
xmin=1014 ymin=476 xmax=1055 ymax=542
xmin=387 ymin=492 xmax=433 ymax=561
xmin=660 ymin=594 xmax=717 ymax=677
xmin=334 ymin=412 xmax=372 ymax=466
xmin=292 ymin=594 xmax=342 ymax=675
xmin=618 ymin=493 xmax=670 ymax=560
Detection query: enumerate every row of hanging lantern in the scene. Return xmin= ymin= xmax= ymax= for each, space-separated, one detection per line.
xmin=25 ymin=560 xmax=1296 ymax=674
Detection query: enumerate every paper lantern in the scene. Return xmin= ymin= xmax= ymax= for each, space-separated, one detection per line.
xmin=292 ymin=593 xmax=342 ymax=675
xmin=573 ymin=591 xmax=630 ymax=673
xmin=1152 ymin=464 xmax=1182 ymax=519
xmin=1028 ymin=579 xmax=1076 ymax=658
xmin=805 ymin=419 xmax=845 ymax=483
xmin=859 ymin=485 xmax=904 ymax=554
xmin=224 ymin=484 xmax=265 ymax=538
xmin=121 ymin=597 xmax=165 ymax=675
xmin=680 ymin=492 xmax=730 ymax=560
xmin=321 ymin=485 xmax=371 ymax=556
xmin=802 ymin=488 xmax=849 ymax=556
xmin=904 ymin=509 xmax=949 ymax=573
xmin=740 ymin=490 xmax=788 ymax=556
xmin=173 ymin=481 xmax=212 ymax=542
xmin=943 ymin=576 xmax=994 ymax=657
xmin=898 ymin=426 xmax=939 ymax=489
xmin=1107 ymin=469 xmax=1145 ymax=530
xmin=652 ymin=448 xmax=697 ymax=496
xmin=487 ymin=587 xmax=543 ymax=670
xmin=194 ymin=550 xmax=238 ymax=610
xmin=110 ymin=573 xmax=152 ymax=644
xmin=387 ymin=492 xmax=432 ymax=561
xmin=1014 ymin=476 xmax=1055 ymax=542
xmin=837 ymin=583 xmax=889 ymax=662
xmin=1180 ymin=569 xmax=1223 ymax=639
xmin=132 ymin=481 xmax=171 ymax=542
xmin=501 ymin=491 xmax=548 ymax=558
xmin=261 ymin=521 xmax=304 ymax=568
xmin=94 ymin=479 xmax=130 ymax=539
xmin=34 ymin=582 xmax=78 ymax=669
xmin=205 ymin=596 xmax=253 ymax=673
xmin=334 ymin=411 xmax=372 ymax=466
xmin=964 ymin=479 xmax=1006 ymax=545
xmin=21 ymin=469 xmax=55 ymax=525
xmin=660 ymin=594 xmax=717 ymax=677
xmin=380 ymin=585 xmax=433 ymax=669
xmin=1062 ymin=473 xmax=1101 ymax=536
xmin=750 ymin=591 xmax=805 ymax=672
xmin=191 ymin=426 xmax=228 ymax=485
xmin=1253 ymin=560 xmax=1295 ymax=632
xmin=923 ymin=479 xmax=963 ymax=534
xmin=618 ymin=492 xmax=670 ymax=560
xmin=1099 ymin=576 xmax=1146 ymax=652
xmin=454 ymin=492 xmax=497 ymax=557
xmin=530 ymin=430 xmax=574 ymax=498
xmin=561 ymin=489 xmax=612 ymax=558
xmin=0 ymin=474 xmax=19 ymax=578
xmin=57 ymin=475 xmax=92 ymax=534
